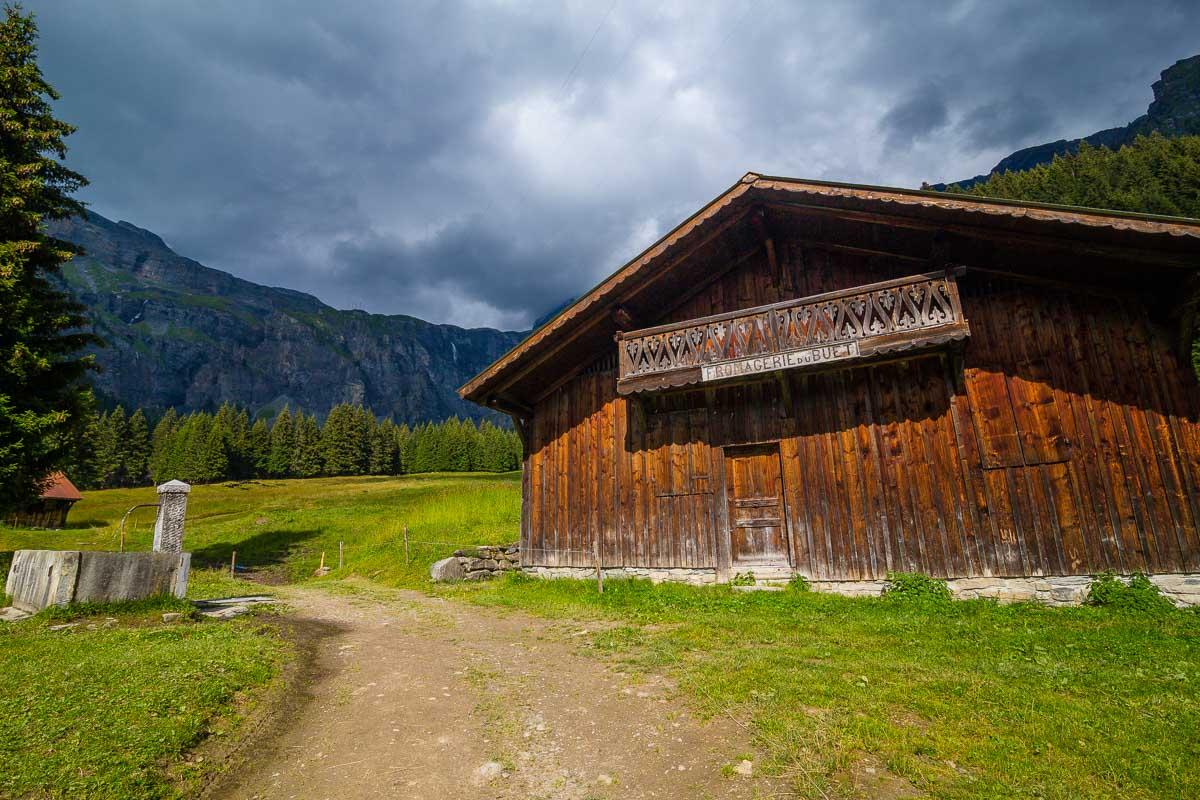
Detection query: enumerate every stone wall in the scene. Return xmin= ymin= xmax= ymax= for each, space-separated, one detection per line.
xmin=5 ymin=549 xmax=191 ymax=613
xmin=430 ymin=544 xmax=520 ymax=582
xmin=811 ymin=574 xmax=1200 ymax=607
xmin=521 ymin=564 xmax=1200 ymax=607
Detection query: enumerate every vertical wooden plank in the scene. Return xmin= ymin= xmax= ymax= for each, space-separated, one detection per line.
xmin=613 ymin=390 xmax=629 ymax=568
xmin=834 ymin=371 xmax=870 ymax=580
xmin=630 ymin=398 xmax=646 ymax=569
xmin=1051 ymin=296 xmax=1124 ymax=572
xmin=1082 ymin=304 xmax=1149 ymax=572
xmin=923 ymin=361 xmax=968 ymax=576
xmin=1108 ymin=308 xmax=1189 ymax=572
xmin=813 ymin=373 xmax=849 ymax=577
xmin=871 ymin=364 xmax=914 ymax=573
xmin=944 ymin=360 xmax=992 ymax=576
xmin=1141 ymin=315 xmax=1200 ymax=571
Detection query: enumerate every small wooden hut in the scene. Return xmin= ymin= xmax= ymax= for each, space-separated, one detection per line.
xmin=6 ymin=472 xmax=83 ymax=529
xmin=461 ymin=174 xmax=1200 ymax=593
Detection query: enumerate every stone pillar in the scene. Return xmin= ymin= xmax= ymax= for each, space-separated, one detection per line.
xmin=152 ymin=480 xmax=191 ymax=553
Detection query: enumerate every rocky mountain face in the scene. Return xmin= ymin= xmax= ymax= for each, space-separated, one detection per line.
xmin=935 ymin=54 xmax=1200 ymax=189
xmin=49 ymin=211 xmax=526 ymax=423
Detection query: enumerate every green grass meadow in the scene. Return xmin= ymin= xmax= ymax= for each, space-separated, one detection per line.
xmin=0 ymin=473 xmax=522 ymax=586
xmin=3 ymin=473 xmax=1199 ymax=799
xmin=0 ymin=598 xmax=288 ymax=799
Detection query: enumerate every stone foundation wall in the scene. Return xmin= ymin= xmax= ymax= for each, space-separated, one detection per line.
xmin=523 ymin=566 xmax=720 ymax=586
xmin=522 ymin=563 xmax=1200 ymax=607
xmin=811 ymin=574 xmax=1200 ymax=606
xmin=430 ymin=544 xmax=520 ymax=582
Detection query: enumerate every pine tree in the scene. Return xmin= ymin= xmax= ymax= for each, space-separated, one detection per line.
xmin=291 ymin=413 xmax=323 ymax=478
xmin=267 ymin=406 xmax=294 ymax=477
xmin=149 ymin=408 xmax=179 ymax=483
xmin=319 ymin=404 xmax=343 ymax=475
xmin=369 ymin=419 xmax=399 ymax=474
xmin=125 ymin=408 xmax=150 ymax=485
xmin=199 ymin=418 xmax=228 ymax=483
xmin=63 ymin=399 xmax=100 ymax=488
xmin=173 ymin=413 xmax=211 ymax=484
xmin=0 ymin=6 xmax=98 ymax=513
xmin=93 ymin=406 xmax=128 ymax=488
xmin=223 ymin=406 xmax=251 ymax=479
xmin=393 ymin=423 xmax=411 ymax=474
xmin=407 ymin=423 xmax=433 ymax=473
xmin=321 ymin=403 xmax=368 ymax=475
xmin=248 ymin=417 xmax=270 ymax=476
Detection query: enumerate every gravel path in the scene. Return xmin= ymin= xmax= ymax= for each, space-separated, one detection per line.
xmin=214 ymin=582 xmax=777 ymax=800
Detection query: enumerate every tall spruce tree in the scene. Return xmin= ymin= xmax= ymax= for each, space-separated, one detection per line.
xmin=291 ymin=413 xmax=323 ymax=478
xmin=0 ymin=5 xmax=98 ymax=512
xmin=63 ymin=398 xmax=99 ymax=488
xmin=393 ymin=423 xmax=411 ymax=474
xmin=125 ymin=408 xmax=150 ymax=486
xmin=369 ymin=419 xmax=399 ymax=474
xmin=199 ymin=419 xmax=228 ymax=484
xmin=149 ymin=408 xmax=179 ymax=483
xmin=321 ymin=403 xmax=368 ymax=475
xmin=93 ymin=406 xmax=127 ymax=488
xmin=247 ymin=417 xmax=270 ymax=476
xmin=267 ymin=406 xmax=294 ymax=477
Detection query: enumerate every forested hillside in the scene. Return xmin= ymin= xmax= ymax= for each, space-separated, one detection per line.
xmin=933 ymin=53 xmax=1199 ymax=189
xmin=948 ymin=133 xmax=1200 ymax=217
xmin=68 ymin=403 xmax=521 ymax=490
xmin=942 ymin=132 xmax=1200 ymax=375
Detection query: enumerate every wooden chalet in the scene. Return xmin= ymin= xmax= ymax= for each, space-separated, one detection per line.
xmin=5 ymin=472 xmax=83 ymax=529
xmin=461 ymin=174 xmax=1200 ymax=587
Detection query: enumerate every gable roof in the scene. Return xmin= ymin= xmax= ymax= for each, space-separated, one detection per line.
xmin=461 ymin=172 xmax=1200 ymax=408
xmin=40 ymin=472 xmax=82 ymax=502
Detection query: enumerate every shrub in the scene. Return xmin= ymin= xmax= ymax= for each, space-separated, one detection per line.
xmin=1086 ymin=571 xmax=1175 ymax=614
xmin=730 ymin=572 xmax=756 ymax=587
xmin=884 ymin=572 xmax=951 ymax=604
xmin=787 ymin=574 xmax=811 ymax=592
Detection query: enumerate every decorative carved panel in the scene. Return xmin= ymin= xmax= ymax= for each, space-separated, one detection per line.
xmin=617 ymin=269 xmax=969 ymax=394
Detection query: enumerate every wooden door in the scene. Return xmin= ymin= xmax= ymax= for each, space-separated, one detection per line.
xmin=724 ymin=444 xmax=790 ymax=566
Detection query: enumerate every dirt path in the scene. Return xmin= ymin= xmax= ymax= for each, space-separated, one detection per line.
xmin=214 ymin=582 xmax=778 ymax=800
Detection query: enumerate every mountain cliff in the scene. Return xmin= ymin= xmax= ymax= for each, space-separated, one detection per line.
xmin=49 ymin=211 xmax=525 ymax=423
xmin=934 ymin=54 xmax=1200 ymax=190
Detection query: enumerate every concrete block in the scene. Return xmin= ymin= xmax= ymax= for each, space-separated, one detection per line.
xmin=5 ymin=550 xmax=190 ymax=612
xmin=6 ymin=550 xmax=80 ymax=612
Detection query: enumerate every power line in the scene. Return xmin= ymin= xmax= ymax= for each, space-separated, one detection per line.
xmin=558 ymin=0 xmax=620 ymax=101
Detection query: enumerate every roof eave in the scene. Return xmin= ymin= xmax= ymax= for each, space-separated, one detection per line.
xmin=460 ymin=173 xmax=1200 ymax=406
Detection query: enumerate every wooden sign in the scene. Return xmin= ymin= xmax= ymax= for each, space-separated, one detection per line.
xmin=616 ymin=269 xmax=969 ymax=395
xmin=701 ymin=342 xmax=859 ymax=382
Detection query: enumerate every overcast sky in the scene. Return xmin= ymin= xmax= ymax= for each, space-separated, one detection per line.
xmin=28 ymin=1 xmax=1200 ymax=329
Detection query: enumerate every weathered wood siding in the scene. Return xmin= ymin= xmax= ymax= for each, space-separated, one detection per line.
xmin=523 ymin=243 xmax=1200 ymax=578
xmin=5 ymin=500 xmax=74 ymax=530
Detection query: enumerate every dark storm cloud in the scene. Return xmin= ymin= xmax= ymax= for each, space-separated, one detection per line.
xmin=25 ymin=0 xmax=1200 ymax=328
xmin=959 ymin=95 xmax=1055 ymax=153
xmin=879 ymin=84 xmax=948 ymax=151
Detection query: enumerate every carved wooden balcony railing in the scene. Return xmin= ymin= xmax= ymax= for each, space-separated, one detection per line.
xmin=616 ymin=269 xmax=969 ymax=395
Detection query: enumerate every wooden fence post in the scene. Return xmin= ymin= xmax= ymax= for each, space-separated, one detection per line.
xmin=338 ymin=541 xmax=344 ymax=570
xmin=594 ymin=537 xmax=603 ymax=594
xmin=230 ymin=550 xmax=237 ymax=578
xmin=404 ymin=524 xmax=410 ymax=566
